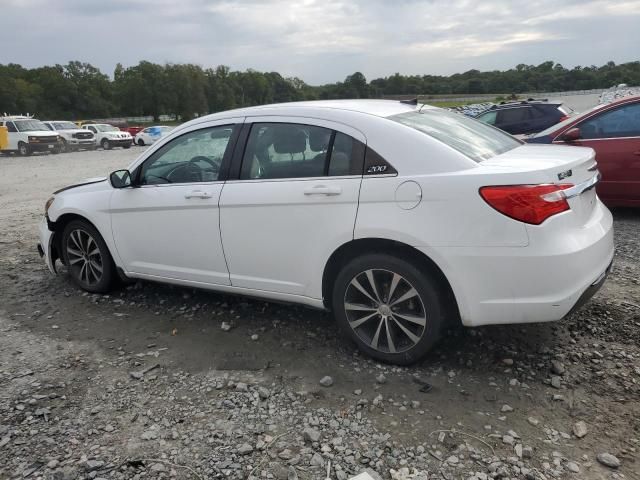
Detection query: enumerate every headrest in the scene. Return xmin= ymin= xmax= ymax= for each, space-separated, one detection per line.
xmin=273 ymin=127 xmax=306 ymax=154
xmin=309 ymin=128 xmax=331 ymax=151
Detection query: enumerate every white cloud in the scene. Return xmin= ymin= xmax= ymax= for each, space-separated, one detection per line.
xmin=0 ymin=0 xmax=639 ymax=83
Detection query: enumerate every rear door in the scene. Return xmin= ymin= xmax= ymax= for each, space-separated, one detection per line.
xmin=556 ymin=101 xmax=640 ymax=204
xmin=219 ymin=117 xmax=365 ymax=298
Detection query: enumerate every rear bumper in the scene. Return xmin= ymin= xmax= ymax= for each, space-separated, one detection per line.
xmin=424 ymin=201 xmax=615 ymax=327
xmin=37 ymin=216 xmax=56 ymax=274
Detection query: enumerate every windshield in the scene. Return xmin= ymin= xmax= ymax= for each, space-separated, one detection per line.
xmin=53 ymin=122 xmax=78 ymax=130
xmin=390 ymin=109 xmax=521 ymax=162
xmin=96 ymin=125 xmax=120 ymax=132
xmin=15 ymin=119 xmax=49 ymax=132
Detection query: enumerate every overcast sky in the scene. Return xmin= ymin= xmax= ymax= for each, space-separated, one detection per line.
xmin=2 ymin=0 xmax=639 ymax=84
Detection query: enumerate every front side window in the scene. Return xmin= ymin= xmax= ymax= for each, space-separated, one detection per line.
xmin=139 ymin=126 xmax=234 ymax=185
xmin=241 ymin=123 xmax=362 ymax=180
xmin=390 ymin=110 xmax=521 ymax=163
xmin=477 ymin=110 xmax=497 ymax=125
xmin=6 ymin=122 xmax=17 ymax=133
xmin=578 ymin=102 xmax=640 ymax=139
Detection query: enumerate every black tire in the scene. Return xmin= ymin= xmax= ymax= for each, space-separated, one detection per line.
xmin=18 ymin=142 xmax=31 ymax=156
xmin=123 ymin=144 xmax=131 ymax=149
xmin=101 ymin=138 xmax=111 ymax=150
xmin=61 ymin=219 xmax=116 ymax=293
xmin=58 ymin=139 xmax=68 ymax=153
xmin=332 ymin=253 xmax=447 ymax=365
xmin=137 ymin=139 xmax=145 ymax=146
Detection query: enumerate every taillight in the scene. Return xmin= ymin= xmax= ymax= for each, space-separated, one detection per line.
xmin=479 ymin=184 xmax=573 ymax=225
xmin=558 ymin=115 xmax=570 ymax=122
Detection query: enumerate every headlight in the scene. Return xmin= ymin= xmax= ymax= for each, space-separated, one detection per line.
xmin=45 ymin=196 xmax=55 ymax=215
xmin=28 ymin=136 xmax=38 ymax=142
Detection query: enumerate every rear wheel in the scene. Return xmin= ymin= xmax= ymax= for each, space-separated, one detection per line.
xmin=101 ymin=138 xmax=111 ymax=150
xmin=18 ymin=142 xmax=30 ymax=156
xmin=332 ymin=253 xmax=447 ymax=365
xmin=61 ymin=220 xmax=115 ymax=293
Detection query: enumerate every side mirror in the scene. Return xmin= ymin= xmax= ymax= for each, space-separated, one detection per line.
xmin=560 ymin=127 xmax=581 ymax=142
xmin=109 ymin=169 xmax=133 ymax=189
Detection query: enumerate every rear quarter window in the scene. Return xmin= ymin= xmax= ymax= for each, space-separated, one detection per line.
xmin=389 ymin=110 xmax=521 ymax=163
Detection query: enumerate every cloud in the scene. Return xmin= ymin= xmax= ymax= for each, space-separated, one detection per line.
xmin=0 ymin=0 xmax=639 ymax=84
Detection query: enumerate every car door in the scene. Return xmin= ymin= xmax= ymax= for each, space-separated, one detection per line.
xmin=557 ymin=101 xmax=640 ymax=204
xmin=219 ymin=118 xmax=365 ymax=298
xmin=109 ymin=120 xmax=242 ymax=285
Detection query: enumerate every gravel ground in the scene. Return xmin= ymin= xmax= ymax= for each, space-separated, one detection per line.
xmin=0 ymin=148 xmax=639 ymax=480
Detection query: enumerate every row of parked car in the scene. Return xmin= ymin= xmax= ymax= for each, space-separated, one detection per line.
xmin=0 ymin=116 xmax=173 ymax=155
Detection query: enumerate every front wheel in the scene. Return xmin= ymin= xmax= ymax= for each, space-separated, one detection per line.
xmin=18 ymin=142 xmax=30 ymax=156
xmin=137 ymin=139 xmax=145 ymax=146
xmin=101 ymin=138 xmax=111 ymax=150
xmin=61 ymin=220 xmax=115 ymax=293
xmin=332 ymin=253 xmax=447 ymax=365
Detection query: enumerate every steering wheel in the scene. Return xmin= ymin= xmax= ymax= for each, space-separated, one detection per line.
xmin=189 ymin=155 xmax=220 ymax=173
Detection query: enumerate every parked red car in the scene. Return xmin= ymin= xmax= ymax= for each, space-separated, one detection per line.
xmin=527 ymin=95 xmax=640 ymax=207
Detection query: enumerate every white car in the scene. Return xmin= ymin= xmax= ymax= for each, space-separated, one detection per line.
xmin=38 ymin=100 xmax=614 ymax=364
xmin=82 ymin=124 xmax=132 ymax=150
xmin=0 ymin=116 xmax=59 ymax=155
xmin=134 ymin=125 xmax=173 ymax=146
xmin=42 ymin=121 xmax=96 ymax=152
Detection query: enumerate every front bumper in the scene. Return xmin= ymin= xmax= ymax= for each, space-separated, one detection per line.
xmin=109 ymin=139 xmax=132 ymax=147
xmin=37 ymin=216 xmax=56 ymax=274
xmin=424 ymin=201 xmax=615 ymax=327
xmin=29 ymin=142 xmax=57 ymax=152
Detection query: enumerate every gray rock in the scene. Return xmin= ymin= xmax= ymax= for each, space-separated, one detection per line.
xmin=221 ymin=322 xmax=232 ymax=331
xmin=550 ymin=376 xmax=562 ymax=388
xmin=303 ymin=427 xmax=321 ymax=443
xmin=573 ymin=421 xmax=588 ymax=438
xmin=258 ymin=387 xmax=271 ymax=399
xmin=502 ymin=435 xmax=515 ymax=445
xmin=287 ymin=466 xmax=298 ymax=480
xmin=376 ymin=374 xmax=387 ymax=384
xmin=551 ymin=360 xmax=566 ymax=375
xmin=310 ymin=452 xmax=324 ymax=467
xmin=237 ymin=443 xmax=254 ymax=455
xmin=527 ymin=416 xmax=539 ymax=426
xmin=522 ymin=446 xmax=533 ymax=459
xmin=84 ymin=460 xmax=104 ymax=472
xmin=251 ymin=334 xmax=259 ymax=341
xmin=151 ymin=463 xmax=166 ymax=472
xmin=501 ymin=404 xmax=514 ymax=412
xmin=596 ymin=453 xmax=620 ymax=468
xmin=319 ymin=376 xmax=334 ymax=387
xmin=566 ymin=461 xmax=580 ymax=473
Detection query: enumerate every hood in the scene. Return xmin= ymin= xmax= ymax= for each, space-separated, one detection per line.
xmin=53 ymin=176 xmax=107 ymax=194
xmin=26 ymin=131 xmax=57 ymax=137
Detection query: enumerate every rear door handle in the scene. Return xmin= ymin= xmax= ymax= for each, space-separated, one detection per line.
xmin=185 ymin=190 xmax=212 ymax=199
xmin=303 ymin=185 xmax=342 ymax=196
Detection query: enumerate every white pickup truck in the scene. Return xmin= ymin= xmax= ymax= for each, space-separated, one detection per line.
xmin=42 ymin=121 xmax=96 ymax=152
xmin=0 ymin=116 xmax=59 ymax=155
xmin=82 ymin=124 xmax=132 ymax=150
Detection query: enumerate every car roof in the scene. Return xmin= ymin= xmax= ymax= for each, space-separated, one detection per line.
xmin=189 ymin=99 xmax=428 ymax=123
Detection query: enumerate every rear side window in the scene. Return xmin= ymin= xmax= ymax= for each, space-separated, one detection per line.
xmin=240 ymin=123 xmax=364 ymax=180
xmin=390 ymin=110 xmax=521 ymax=163
xmin=498 ymin=107 xmax=531 ymax=123
xmin=476 ymin=110 xmax=497 ymax=125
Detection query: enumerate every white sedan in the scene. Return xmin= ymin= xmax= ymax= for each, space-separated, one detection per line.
xmin=38 ymin=100 xmax=614 ymax=364
xmin=134 ymin=125 xmax=173 ymax=146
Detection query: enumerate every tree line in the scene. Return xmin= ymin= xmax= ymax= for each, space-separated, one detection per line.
xmin=1 ymin=60 xmax=639 ymax=121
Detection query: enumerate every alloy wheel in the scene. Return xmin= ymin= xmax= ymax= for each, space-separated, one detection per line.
xmin=66 ymin=228 xmax=103 ymax=286
xmin=343 ymin=269 xmax=427 ymax=354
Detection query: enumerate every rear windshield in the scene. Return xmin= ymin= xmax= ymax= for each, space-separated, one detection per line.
xmin=389 ymin=110 xmax=521 ymax=162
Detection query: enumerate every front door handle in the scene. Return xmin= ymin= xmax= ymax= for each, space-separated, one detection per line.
xmin=303 ymin=185 xmax=342 ymax=196
xmin=185 ymin=190 xmax=212 ymax=199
